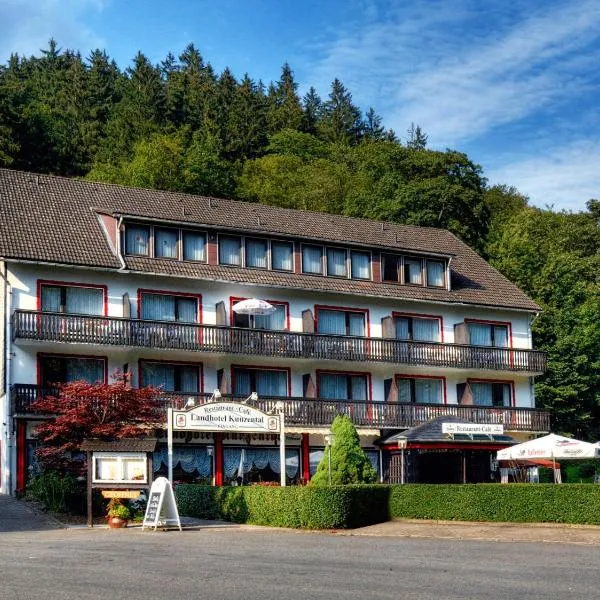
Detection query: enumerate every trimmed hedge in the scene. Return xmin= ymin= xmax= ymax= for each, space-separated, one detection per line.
xmin=175 ymin=484 xmax=389 ymax=529
xmin=389 ymin=484 xmax=600 ymax=525
xmin=176 ymin=483 xmax=600 ymax=529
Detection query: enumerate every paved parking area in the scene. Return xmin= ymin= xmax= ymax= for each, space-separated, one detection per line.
xmin=0 ymin=494 xmax=61 ymax=532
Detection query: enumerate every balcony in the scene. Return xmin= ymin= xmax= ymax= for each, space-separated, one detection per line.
xmin=12 ymin=310 xmax=547 ymax=374
xmin=10 ymin=384 xmax=550 ymax=433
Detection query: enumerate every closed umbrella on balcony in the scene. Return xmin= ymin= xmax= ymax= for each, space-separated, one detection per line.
xmin=232 ymin=298 xmax=276 ymax=328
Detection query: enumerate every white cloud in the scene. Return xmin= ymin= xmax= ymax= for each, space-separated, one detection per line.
xmin=306 ymin=0 xmax=600 ymax=147
xmin=0 ymin=0 xmax=106 ymax=61
xmin=487 ymin=140 xmax=600 ymax=211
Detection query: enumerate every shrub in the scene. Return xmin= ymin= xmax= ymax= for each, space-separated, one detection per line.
xmin=26 ymin=471 xmax=84 ymax=513
xmin=389 ymin=484 xmax=600 ymax=524
xmin=310 ymin=415 xmax=377 ymax=486
xmin=175 ymin=484 xmax=390 ymax=529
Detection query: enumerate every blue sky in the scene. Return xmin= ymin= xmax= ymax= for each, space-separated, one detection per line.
xmin=2 ymin=0 xmax=600 ymax=211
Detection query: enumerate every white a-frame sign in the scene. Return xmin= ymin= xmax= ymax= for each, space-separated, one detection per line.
xmin=142 ymin=477 xmax=182 ymax=531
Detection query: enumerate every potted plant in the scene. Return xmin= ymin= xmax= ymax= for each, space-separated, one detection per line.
xmin=106 ymin=499 xmax=131 ymax=528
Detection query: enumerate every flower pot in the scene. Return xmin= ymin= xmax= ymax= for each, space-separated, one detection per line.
xmin=107 ymin=516 xmax=128 ymax=529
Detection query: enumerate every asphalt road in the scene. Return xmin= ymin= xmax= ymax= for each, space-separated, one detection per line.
xmin=1 ymin=525 xmax=599 ymax=600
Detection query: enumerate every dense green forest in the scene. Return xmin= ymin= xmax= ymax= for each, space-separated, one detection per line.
xmin=1 ymin=41 xmax=599 ymax=438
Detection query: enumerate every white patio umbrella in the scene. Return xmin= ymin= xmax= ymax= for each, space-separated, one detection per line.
xmin=232 ymin=298 xmax=276 ymax=327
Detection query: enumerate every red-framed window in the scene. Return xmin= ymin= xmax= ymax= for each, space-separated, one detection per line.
xmin=465 ymin=319 xmax=512 ymax=348
xmin=37 ymin=280 xmax=108 ymax=316
xmin=231 ymin=365 xmax=291 ymax=397
xmin=314 ymin=304 xmax=370 ymax=337
xmin=137 ymin=289 xmax=202 ymax=323
xmin=468 ymin=378 xmax=515 ymax=407
xmin=395 ymin=374 xmax=446 ymax=404
xmin=316 ymin=369 xmax=372 ymax=401
xmin=37 ymin=352 xmax=108 ymax=387
xmin=229 ymin=296 xmax=289 ymax=331
xmin=139 ymin=359 xmax=204 ymax=394
xmin=392 ymin=312 xmax=443 ymax=343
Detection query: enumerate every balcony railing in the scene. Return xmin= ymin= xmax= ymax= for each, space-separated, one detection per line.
xmin=10 ymin=384 xmax=550 ymax=432
xmin=12 ymin=310 xmax=547 ymax=374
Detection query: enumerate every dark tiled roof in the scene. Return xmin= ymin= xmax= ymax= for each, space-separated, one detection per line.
xmin=379 ymin=416 xmax=517 ymax=445
xmin=0 ymin=169 xmax=540 ymax=311
xmin=80 ymin=438 xmax=157 ymax=452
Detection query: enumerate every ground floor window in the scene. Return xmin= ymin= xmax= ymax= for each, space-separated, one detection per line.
xmin=309 ymin=447 xmax=379 ymax=478
xmin=153 ymin=446 xmax=213 ymax=484
xmin=222 ymin=447 xmax=300 ymax=485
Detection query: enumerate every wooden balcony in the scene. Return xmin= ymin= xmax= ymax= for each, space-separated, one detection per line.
xmin=12 ymin=310 xmax=547 ymax=374
xmin=10 ymin=384 xmax=550 ymax=432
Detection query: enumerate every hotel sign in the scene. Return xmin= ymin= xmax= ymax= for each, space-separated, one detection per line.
xmin=442 ymin=423 xmax=504 ymax=435
xmin=172 ymin=402 xmax=281 ymax=433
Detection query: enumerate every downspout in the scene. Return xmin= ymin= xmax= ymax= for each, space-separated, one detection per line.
xmin=1 ymin=261 xmax=13 ymax=494
xmin=116 ymin=216 xmax=126 ymax=271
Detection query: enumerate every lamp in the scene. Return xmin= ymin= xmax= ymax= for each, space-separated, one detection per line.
xmin=209 ymin=389 xmax=222 ymax=402
xmin=185 ymin=397 xmax=196 ymax=408
xmin=243 ymin=392 xmax=258 ymax=404
xmin=324 ymin=432 xmax=335 ymax=486
xmin=397 ymin=436 xmax=408 ymax=484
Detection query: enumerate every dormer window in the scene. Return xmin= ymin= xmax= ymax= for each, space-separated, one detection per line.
xmin=326 ymin=248 xmax=348 ymax=277
xmin=125 ymin=225 xmax=150 ymax=256
xmin=404 ymin=258 xmax=422 ymax=285
xmin=182 ymin=231 xmax=206 ymax=262
xmin=246 ymin=238 xmax=268 ymax=269
xmin=154 ymin=228 xmax=178 ymax=259
xmin=350 ymin=251 xmax=371 ymax=280
xmin=426 ymin=260 xmax=445 ymax=287
xmin=302 ymin=245 xmax=324 ymax=274
xmin=219 ymin=235 xmax=242 ymax=266
xmin=271 ymin=241 xmax=293 ymax=271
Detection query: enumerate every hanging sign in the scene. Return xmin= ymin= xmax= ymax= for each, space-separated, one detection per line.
xmin=142 ymin=477 xmax=182 ymax=532
xmin=172 ymin=402 xmax=280 ymax=433
xmin=442 ymin=423 xmax=504 ymax=435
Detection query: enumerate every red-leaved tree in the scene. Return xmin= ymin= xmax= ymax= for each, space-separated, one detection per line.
xmin=32 ymin=373 xmax=164 ymax=474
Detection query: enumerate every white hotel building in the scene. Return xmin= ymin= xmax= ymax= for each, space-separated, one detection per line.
xmin=0 ymin=169 xmax=548 ymax=494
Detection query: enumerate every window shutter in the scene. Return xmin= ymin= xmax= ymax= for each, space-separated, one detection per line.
xmin=215 ymin=301 xmax=227 ymax=326
xmin=303 ymin=374 xmax=316 ymax=398
xmin=217 ymin=369 xmax=229 ymax=395
xmin=381 ymin=316 xmax=395 ymax=339
xmin=457 ymin=382 xmax=473 ymax=405
xmin=384 ymin=378 xmax=398 ymax=402
xmin=122 ymin=293 xmax=131 ymax=319
xmin=302 ymin=309 xmax=315 ymax=333
xmin=454 ymin=322 xmax=470 ymax=344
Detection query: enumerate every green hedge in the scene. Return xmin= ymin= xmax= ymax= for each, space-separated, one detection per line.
xmin=176 ymin=484 xmax=600 ymax=529
xmin=389 ymin=484 xmax=600 ymax=524
xmin=175 ymin=484 xmax=389 ymax=529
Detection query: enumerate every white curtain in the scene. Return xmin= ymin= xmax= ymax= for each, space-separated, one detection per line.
xmin=246 ymin=239 xmax=268 ymax=268
xmin=219 ymin=236 xmax=242 ymax=265
xmin=348 ymin=313 xmax=365 ymax=337
xmin=405 ymin=259 xmax=422 ymax=284
xmin=183 ymin=232 xmax=206 ymax=261
xmin=272 ymin=242 xmax=293 ymax=271
xmin=65 ymin=287 xmax=103 ymax=315
xmin=302 ymin=245 xmax=323 ymax=274
xmin=494 ymin=326 xmax=509 ymax=348
xmin=255 ymin=304 xmax=286 ymax=330
xmin=327 ymin=248 xmax=347 ymax=277
xmin=415 ymin=379 xmax=442 ymax=403
xmin=319 ymin=374 xmax=348 ymax=399
xmin=317 ymin=310 xmax=346 ymax=335
xmin=398 ymin=379 xmax=412 ymax=402
xmin=395 ymin=318 xmax=410 ymax=340
xmin=41 ymin=286 xmax=61 ymax=312
xmin=177 ymin=298 xmax=198 ymax=323
xmin=179 ymin=366 xmax=199 ymax=393
xmin=351 ymin=251 xmax=371 ymax=279
xmin=350 ymin=376 xmax=367 ymax=400
xmin=472 ymin=382 xmax=493 ymax=406
xmin=469 ymin=323 xmax=492 ymax=346
xmin=155 ymin=229 xmax=178 ymax=258
xmin=126 ymin=226 xmax=149 ymax=255
xmin=141 ymin=293 xmax=175 ymax=321
xmin=233 ymin=369 xmax=251 ymax=395
xmin=413 ymin=318 xmax=439 ymax=342
xmin=256 ymin=370 xmax=288 ymax=396
xmin=427 ymin=261 xmax=445 ymax=286
xmin=223 ymin=448 xmax=299 ymax=479
xmin=66 ymin=358 xmax=104 ymax=383
xmin=142 ymin=362 xmax=175 ymax=390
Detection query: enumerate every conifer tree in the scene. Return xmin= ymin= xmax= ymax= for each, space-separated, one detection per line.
xmin=363 ymin=107 xmax=386 ymax=141
xmin=319 ymin=78 xmax=364 ymax=145
xmin=310 ymin=414 xmax=377 ymax=485
xmin=266 ymin=62 xmax=303 ymax=134
xmin=302 ymin=86 xmax=322 ymax=134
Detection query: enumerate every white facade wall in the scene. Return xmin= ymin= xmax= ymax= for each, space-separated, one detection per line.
xmin=7 ymin=262 xmax=537 ymax=409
